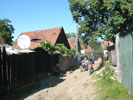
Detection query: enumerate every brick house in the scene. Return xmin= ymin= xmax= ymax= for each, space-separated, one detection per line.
xmin=13 ymin=27 xmax=70 ymax=49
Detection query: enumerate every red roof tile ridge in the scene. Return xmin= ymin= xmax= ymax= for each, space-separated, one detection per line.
xmin=21 ymin=26 xmax=63 ymax=34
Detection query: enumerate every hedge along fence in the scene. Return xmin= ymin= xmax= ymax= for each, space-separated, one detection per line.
xmin=0 ymin=47 xmax=51 ymax=96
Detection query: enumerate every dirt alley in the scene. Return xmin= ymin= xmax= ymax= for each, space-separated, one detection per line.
xmin=23 ymin=58 xmax=102 ymax=100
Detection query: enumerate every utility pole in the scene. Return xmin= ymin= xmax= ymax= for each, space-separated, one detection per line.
xmin=76 ymin=22 xmax=78 ymax=54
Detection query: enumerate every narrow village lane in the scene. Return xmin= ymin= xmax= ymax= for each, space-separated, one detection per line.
xmin=24 ymin=58 xmax=102 ymax=100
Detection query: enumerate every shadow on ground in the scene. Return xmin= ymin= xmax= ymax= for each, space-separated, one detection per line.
xmin=2 ymin=60 xmax=97 ymax=100
xmin=3 ymin=64 xmax=82 ymax=100
xmin=3 ymin=73 xmax=66 ymax=100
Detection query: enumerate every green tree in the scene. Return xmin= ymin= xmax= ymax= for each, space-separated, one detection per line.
xmin=65 ymin=33 xmax=76 ymax=38
xmin=68 ymin=0 xmax=133 ymax=41
xmin=0 ymin=19 xmax=14 ymax=44
xmin=88 ymin=40 xmax=103 ymax=53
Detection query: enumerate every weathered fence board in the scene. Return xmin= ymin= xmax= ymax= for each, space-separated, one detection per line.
xmin=0 ymin=46 xmax=81 ymax=96
xmin=120 ymin=32 xmax=133 ymax=94
xmin=107 ymin=45 xmax=117 ymax=66
xmin=0 ymin=47 xmax=52 ymax=96
xmin=59 ymin=55 xmax=80 ymax=73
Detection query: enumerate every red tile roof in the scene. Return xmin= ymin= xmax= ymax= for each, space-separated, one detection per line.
xmin=68 ymin=38 xmax=76 ymax=49
xmin=13 ymin=27 xmax=63 ymax=49
xmin=0 ymin=35 xmax=4 ymax=45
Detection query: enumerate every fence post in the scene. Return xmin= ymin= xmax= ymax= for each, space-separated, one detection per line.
xmin=2 ymin=47 xmax=8 ymax=94
xmin=0 ymin=46 xmax=2 ymax=95
xmin=116 ymin=33 xmax=122 ymax=82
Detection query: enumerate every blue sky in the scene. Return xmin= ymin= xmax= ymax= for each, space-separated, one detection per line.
xmin=0 ymin=0 xmax=76 ymax=41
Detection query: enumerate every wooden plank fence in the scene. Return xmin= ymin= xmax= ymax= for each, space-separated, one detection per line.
xmin=107 ymin=45 xmax=117 ymax=66
xmin=59 ymin=55 xmax=80 ymax=73
xmin=0 ymin=46 xmax=82 ymax=97
xmin=0 ymin=47 xmax=8 ymax=95
xmin=120 ymin=32 xmax=133 ymax=94
xmin=0 ymin=47 xmax=51 ymax=96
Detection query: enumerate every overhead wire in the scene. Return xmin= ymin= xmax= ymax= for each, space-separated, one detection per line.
xmin=58 ymin=0 xmax=69 ymax=11
xmin=60 ymin=0 xmax=69 ymax=11
xmin=65 ymin=20 xmax=75 ymax=33
xmin=57 ymin=0 xmax=75 ymax=33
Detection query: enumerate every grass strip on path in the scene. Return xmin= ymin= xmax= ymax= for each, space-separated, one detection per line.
xmin=93 ymin=61 xmax=133 ymax=100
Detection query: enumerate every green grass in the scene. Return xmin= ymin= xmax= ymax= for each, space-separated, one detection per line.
xmin=100 ymin=80 xmax=131 ymax=100
xmin=94 ymin=62 xmax=132 ymax=100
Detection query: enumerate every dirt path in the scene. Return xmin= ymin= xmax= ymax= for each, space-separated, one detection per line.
xmin=24 ymin=58 xmax=102 ymax=100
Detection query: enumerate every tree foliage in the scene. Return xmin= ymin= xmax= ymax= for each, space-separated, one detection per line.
xmin=88 ymin=40 xmax=103 ymax=53
xmin=68 ymin=0 xmax=133 ymax=41
xmin=65 ymin=33 xmax=76 ymax=38
xmin=55 ymin=43 xmax=69 ymax=56
xmin=55 ymin=43 xmax=76 ymax=56
xmin=40 ymin=40 xmax=76 ymax=56
xmin=69 ymin=48 xmax=76 ymax=56
xmin=0 ymin=18 xmax=14 ymax=44
xmin=40 ymin=40 xmax=54 ymax=54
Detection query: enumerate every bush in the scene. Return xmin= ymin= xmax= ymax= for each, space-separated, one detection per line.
xmin=69 ymin=48 xmax=76 ymax=56
xmin=40 ymin=40 xmax=54 ymax=54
